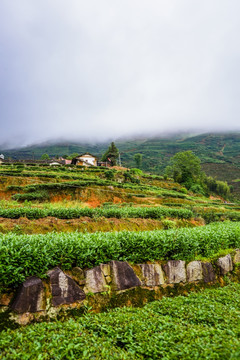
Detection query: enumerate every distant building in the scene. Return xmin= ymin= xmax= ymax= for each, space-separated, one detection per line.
xmin=0 ymin=154 xmax=4 ymax=160
xmin=72 ymin=153 xmax=98 ymax=167
xmin=58 ymin=157 xmax=72 ymax=165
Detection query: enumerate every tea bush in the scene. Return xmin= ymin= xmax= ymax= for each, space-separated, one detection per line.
xmin=0 ymin=206 xmax=193 ymax=220
xmin=12 ymin=190 xmax=50 ymax=202
xmin=1 ymin=222 xmax=240 ymax=288
xmin=1 ymin=284 xmax=240 ymax=359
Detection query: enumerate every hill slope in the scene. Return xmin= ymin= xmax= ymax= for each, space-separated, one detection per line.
xmin=1 ymin=132 xmax=240 ymax=196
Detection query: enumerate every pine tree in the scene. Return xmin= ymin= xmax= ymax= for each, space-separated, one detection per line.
xmin=102 ymin=142 xmax=119 ymax=166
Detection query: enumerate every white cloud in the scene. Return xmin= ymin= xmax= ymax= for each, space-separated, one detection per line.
xmin=0 ymin=0 xmax=240 ymax=147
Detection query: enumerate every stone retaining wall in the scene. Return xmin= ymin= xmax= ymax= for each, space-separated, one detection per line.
xmin=1 ymin=250 xmax=240 ymax=327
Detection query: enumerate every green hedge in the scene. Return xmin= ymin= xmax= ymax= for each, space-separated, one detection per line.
xmin=1 ymin=222 xmax=240 ymax=288
xmin=0 ymin=206 xmax=193 ymax=220
xmin=7 ymin=179 xmax=111 ymax=193
xmin=12 ymin=191 xmax=50 ymax=202
xmin=196 ymin=209 xmax=240 ymax=223
xmin=3 ymin=171 xmax=97 ymax=180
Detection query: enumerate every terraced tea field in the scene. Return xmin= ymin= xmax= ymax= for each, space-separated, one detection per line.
xmin=0 ymin=163 xmax=239 ymax=233
xmin=1 ymin=163 xmax=240 ymax=359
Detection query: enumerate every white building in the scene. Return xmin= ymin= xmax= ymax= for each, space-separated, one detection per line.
xmin=72 ymin=153 xmax=98 ymax=166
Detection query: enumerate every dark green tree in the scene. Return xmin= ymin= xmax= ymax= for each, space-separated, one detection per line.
xmin=165 ymin=151 xmax=202 ymax=186
xmin=69 ymin=153 xmax=79 ymax=159
xmin=164 ymin=151 xmax=231 ymax=198
xmin=41 ymin=153 xmax=50 ymax=160
xmin=102 ymin=142 xmax=119 ymax=166
xmin=134 ymin=153 xmax=143 ymax=168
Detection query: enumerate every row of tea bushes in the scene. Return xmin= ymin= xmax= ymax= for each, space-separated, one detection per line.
xmin=7 ymin=179 xmax=110 ymax=192
xmin=7 ymin=178 xmax=189 ymax=199
xmin=194 ymin=208 xmax=240 ymax=223
xmin=1 ymin=222 xmax=240 ymax=288
xmin=1 ymin=170 xmax=99 ymax=181
xmin=2 ymin=201 xmax=240 ymax=223
xmin=0 ymin=206 xmax=193 ymax=220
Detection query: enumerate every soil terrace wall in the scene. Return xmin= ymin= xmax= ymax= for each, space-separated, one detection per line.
xmin=1 ymin=250 xmax=240 ymax=328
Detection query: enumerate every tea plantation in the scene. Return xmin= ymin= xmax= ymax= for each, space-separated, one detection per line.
xmin=1 ymin=162 xmax=240 ymax=358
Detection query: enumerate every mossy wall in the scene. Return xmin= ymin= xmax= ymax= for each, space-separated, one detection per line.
xmin=1 ymin=251 xmax=240 ymax=330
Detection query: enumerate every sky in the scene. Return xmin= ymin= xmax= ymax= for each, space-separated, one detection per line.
xmin=0 ymin=0 xmax=240 ymax=148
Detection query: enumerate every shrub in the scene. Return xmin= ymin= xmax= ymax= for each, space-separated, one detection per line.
xmin=123 ymin=172 xmax=140 ymax=184
xmin=161 ymin=219 xmax=176 ymax=229
xmin=12 ymin=190 xmax=50 ymax=202
xmin=104 ymin=170 xmax=115 ymax=180
xmin=189 ymin=184 xmax=205 ymax=196
xmin=129 ymin=168 xmax=143 ymax=175
xmin=179 ymin=187 xmax=188 ymax=194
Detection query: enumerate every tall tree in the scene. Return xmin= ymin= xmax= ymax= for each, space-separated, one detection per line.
xmin=134 ymin=153 xmax=143 ymax=168
xmin=102 ymin=142 xmax=119 ymax=166
xmin=165 ymin=151 xmax=201 ymax=185
xmin=165 ymin=150 xmax=231 ymax=198
xmin=41 ymin=153 xmax=50 ymax=160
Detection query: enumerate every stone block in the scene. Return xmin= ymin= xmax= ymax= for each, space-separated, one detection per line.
xmin=139 ymin=263 xmax=165 ymax=286
xmin=100 ymin=263 xmax=111 ymax=277
xmin=202 ymin=262 xmax=215 ymax=283
xmin=72 ymin=267 xmax=85 ymax=280
xmin=217 ymin=254 xmax=233 ymax=275
xmin=100 ymin=264 xmax=112 ymax=284
xmin=11 ymin=276 xmax=45 ymax=313
xmin=84 ymin=266 xmax=108 ymax=293
xmin=187 ymin=261 xmax=203 ymax=282
xmin=110 ymin=261 xmax=141 ymax=290
xmin=48 ymin=267 xmax=86 ymax=306
xmin=105 ymin=276 xmax=111 ymax=284
xmin=233 ymin=249 xmax=240 ymax=264
xmin=71 ymin=267 xmax=86 ymax=285
xmin=163 ymin=260 xmax=186 ymax=284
